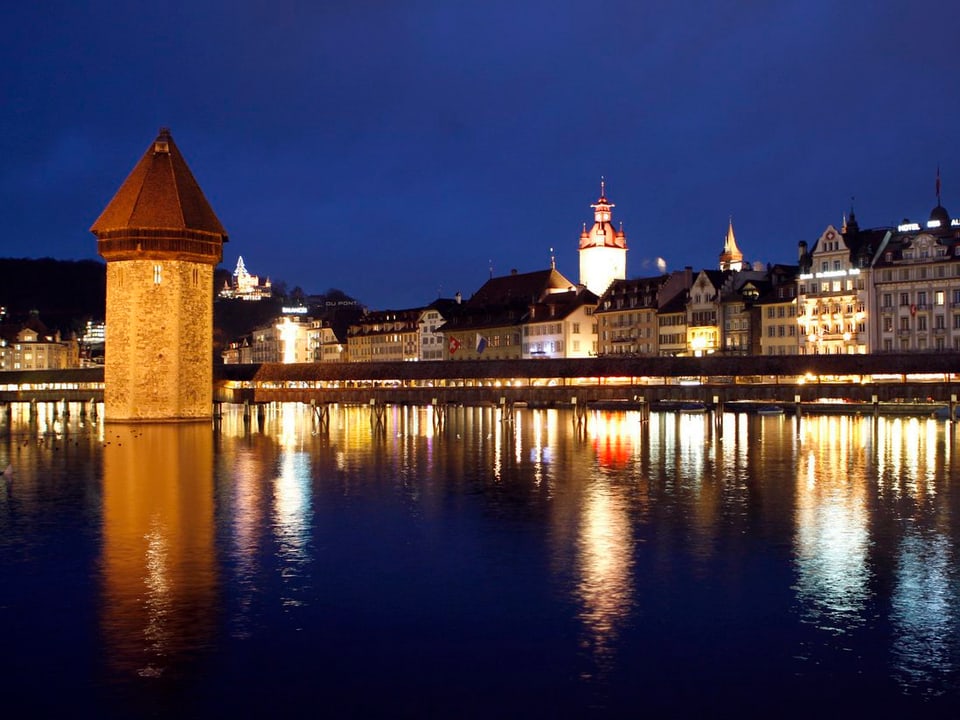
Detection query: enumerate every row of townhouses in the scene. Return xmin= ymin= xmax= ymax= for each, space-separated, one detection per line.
xmin=223 ymin=184 xmax=960 ymax=364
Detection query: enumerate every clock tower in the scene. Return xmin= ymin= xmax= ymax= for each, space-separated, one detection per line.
xmin=91 ymin=128 xmax=228 ymax=422
xmin=578 ymin=179 xmax=628 ymax=296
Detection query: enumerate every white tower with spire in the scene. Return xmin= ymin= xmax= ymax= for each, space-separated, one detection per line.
xmin=578 ymin=178 xmax=628 ymax=296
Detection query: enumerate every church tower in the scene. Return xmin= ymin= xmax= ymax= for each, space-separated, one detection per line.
xmin=578 ymin=179 xmax=627 ymax=296
xmin=91 ymin=128 xmax=228 ymax=422
xmin=718 ymin=217 xmax=744 ymax=271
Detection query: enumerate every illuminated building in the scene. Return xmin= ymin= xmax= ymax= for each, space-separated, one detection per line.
xmin=872 ymin=196 xmax=960 ymax=352
xmin=347 ymin=308 xmax=422 ymax=362
xmin=0 ymin=314 xmax=79 ymax=370
xmin=657 ymin=292 xmax=689 ymax=356
xmin=686 ymin=270 xmax=727 ymax=355
xmin=755 ymin=267 xmax=800 ymax=355
xmin=797 ymin=215 xmax=881 ymax=355
xmin=578 ymin=179 xmax=628 ymax=296
xmin=276 ymin=314 xmax=311 ymax=363
xmin=595 ymin=269 xmax=692 ymax=356
xmin=79 ymin=320 xmax=105 ymax=366
xmin=91 ymin=128 xmax=228 ymax=420
xmin=521 ymin=286 xmax=599 ymax=359
xmin=307 ymin=320 xmax=346 ymax=363
xmin=440 ymin=267 xmax=575 ymax=360
xmin=236 ymin=313 xmax=311 ymax=364
xmin=221 ymin=336 xmax=252 ymax=365
xmin=418 ymin=297 xmax=462 ymax=361
xmin=218 ymin=255 xmax=272 ymax=300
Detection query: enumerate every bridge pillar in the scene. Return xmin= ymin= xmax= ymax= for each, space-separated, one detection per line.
xmin=951 ymin=394 xmax=957 ymax=423
xmin=313 ymin=402 xmax=330 ymax=432
xmin=431 ymin=398 xmax=445 ymax=430
xmin=370 ymin=399 xmax=386 ymax=431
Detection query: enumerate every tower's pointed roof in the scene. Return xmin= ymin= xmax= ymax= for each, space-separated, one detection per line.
xmin=580 ymin=178 xmax=627 ymax=250
xmin=719 ymin=216 xmax=743 ymax=269
xmin=91 ymin=128 xmax=227 ymax=239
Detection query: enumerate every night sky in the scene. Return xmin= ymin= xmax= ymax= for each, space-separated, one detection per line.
xmin=3 ymin=1 xmax=959 ymax=310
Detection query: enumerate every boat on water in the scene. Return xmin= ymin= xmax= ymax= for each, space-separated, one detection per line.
xmin=678 ymin=402 xmax=707 ymax=414
xmin=757 ymin=405 xmax=785 ymax=416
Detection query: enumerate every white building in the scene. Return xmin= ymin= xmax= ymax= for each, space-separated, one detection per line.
xmin=578 ymin=180 xmax=627 ymax=297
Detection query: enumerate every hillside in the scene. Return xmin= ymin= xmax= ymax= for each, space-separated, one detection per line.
xmin=0 ymin=258 xmax=363 ymax=356
xmin=0 ymin=258 xmax=106 ymax=334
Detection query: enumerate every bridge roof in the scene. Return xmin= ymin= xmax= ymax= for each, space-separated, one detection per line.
xmin=216 ymin=352 xmax=960 ymax=384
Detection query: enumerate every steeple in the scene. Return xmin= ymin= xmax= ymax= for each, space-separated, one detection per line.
xmin=718 ymin=216 xmax=744 ymax=271
xmin=845 ymin=197 xmax=859 ymax=235
xmin=578 ymin=178 xmax=628 ymax=295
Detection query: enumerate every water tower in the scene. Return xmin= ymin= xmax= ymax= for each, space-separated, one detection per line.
xmin=91 ymin=128 xmax=228 ymax=421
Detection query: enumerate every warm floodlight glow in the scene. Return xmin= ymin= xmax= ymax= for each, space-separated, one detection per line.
xmin=278 ymin=317 xmax=300 ymax=364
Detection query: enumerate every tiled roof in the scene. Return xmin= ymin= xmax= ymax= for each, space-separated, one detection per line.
xmin=466 ymin=268 xmax=574 ymax=308
xmin=525 ymin=288 xmax=599 ymax=323
xmin=90 ymin=128 xmax=227 ymax=239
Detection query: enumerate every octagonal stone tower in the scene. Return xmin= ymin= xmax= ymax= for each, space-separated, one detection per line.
xmin=91 ymin=128 xmax=228 ymax=422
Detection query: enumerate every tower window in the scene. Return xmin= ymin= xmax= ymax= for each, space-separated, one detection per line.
xmin=154 ymin=265 xmax=162 ymax=285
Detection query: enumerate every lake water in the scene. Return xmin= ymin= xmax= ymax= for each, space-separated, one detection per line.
xmin=1 ymin=402 xmax=959 ymax=717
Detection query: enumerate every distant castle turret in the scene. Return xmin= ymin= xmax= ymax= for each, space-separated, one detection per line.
xmin=91 ymin=128 xmax=228 ymax=421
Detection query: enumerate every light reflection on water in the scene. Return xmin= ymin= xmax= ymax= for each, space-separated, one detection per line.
xmin=2 ymin=402 xmax=960 ymax=713
xmin=793 ymin=416 xmax=871 ymax=635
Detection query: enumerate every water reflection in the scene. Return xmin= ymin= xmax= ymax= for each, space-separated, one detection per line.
xmin=891 ymin=528 xmax=956 ymax=695
xmin=100 ymin=424 xmax=216 ymax=679
xmin=793 ymin=416 xmax=871 ymax=634
xmin=574 ymin=478 xmax=635 ymax=676
xmin=273 ymin=403 xmax=313 ymax=608
xmin=72 ymin=404 xmax=960 ymax=708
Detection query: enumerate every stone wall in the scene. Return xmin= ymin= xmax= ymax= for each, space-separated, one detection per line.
xmin=104 ymin=259 xmax=213 ymax=421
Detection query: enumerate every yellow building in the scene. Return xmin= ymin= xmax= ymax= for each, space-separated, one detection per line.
xmin=91 ymin=128 xmax=228 ymax=421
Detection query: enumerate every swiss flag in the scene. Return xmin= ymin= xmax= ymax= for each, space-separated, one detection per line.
xmin=448 ymin=337 xmax=461 ymax=354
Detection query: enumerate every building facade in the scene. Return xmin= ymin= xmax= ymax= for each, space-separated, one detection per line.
xmin=347 ymin=308 xmax=421 ymax=362
xmin=797 ymin=220 xmax=877 ymax=355
xmin=871 ymin=203 xmax=960 ymax=352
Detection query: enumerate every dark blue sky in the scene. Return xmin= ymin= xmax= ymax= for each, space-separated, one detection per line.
xmin=3 ymin=1 xmax=958 ymax=310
